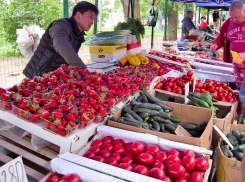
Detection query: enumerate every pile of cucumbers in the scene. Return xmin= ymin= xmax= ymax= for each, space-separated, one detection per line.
xmin=111 ymin=89 xmax=207 ymax=137
xmin=187 ymin=92 xmax=219 ymax=118
xmin=220 ymin=129 xmax=245 ymax=161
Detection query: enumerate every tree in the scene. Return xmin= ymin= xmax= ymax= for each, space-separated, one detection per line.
xmin=119 ymin=0 xmax=140 ymax=21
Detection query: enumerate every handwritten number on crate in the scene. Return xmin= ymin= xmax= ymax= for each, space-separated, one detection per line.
xmin=1 ymin=170 xmax=6 ymax=182
xmin=9 ymin=165 xmax=17 ymax=182
xmin=15 ymin=161 xmax=24 ymax=182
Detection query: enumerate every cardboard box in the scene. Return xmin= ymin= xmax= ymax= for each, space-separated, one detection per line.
xmin=217 ymin=124 xmax=245 ymax=182
xmin=72 ymin=126 xmax=212 ymax=182
xmin=154 ymin=89 xmax=185 ymax=103
xmin=108 ymin=100 xmax=213 ymax=149
xmin=126 ymin=42 xmax=141 ymax=55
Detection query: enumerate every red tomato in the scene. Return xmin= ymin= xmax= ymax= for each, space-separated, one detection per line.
xmin=195 ymin=83 xmax=203 ymax=89
xmin=202 ymin=83 xmax=207 ymax=89
xmin=166 ymin=149 xmax=180 ymax=157
xmin=220 ymin=82 xmax=228 ymax=89
xmin=182 ymin=150 xmax=195 ymax=158
xmin=46 ymin=173 xmax=62 ymax=182
xmin=99 ymin=150 xmax=111 ymax=159
xmin=172 ymin=84 xmax=178 ymax=90
xmin=206 ymin=82 xmax=213 ymax=88
xmin=189 ymin=77 xmax=194 ymax=82
xmin=173 ymin=179 xmax=187 ymax=182
xmin=155 ymin=82 xmax=163 ymax=89
xmin=175 ymin=89 xmax=183 ymax=95
xmin=119 ymin=157 xmax=133 ymax=165
xmin=102 ymin=143 xmax=114 ymax=153
xmin=182 ymin=75 xmax=189 ymax=80
xmin=153 ymin=161 xmax=166 ymax=171
xmin=113 ymin=145 xmax=125 ymax=155
xmin=167 ymin=77 xmax=175 ymax=83
xmin=181 ymin=155 xmax=196 ymax=171
xmin=167 ymin=82 xmax=173 ymax=88
xmin=113 ymin=139 xmax=124 ymax=146
xmin=91 ymin=139 xmax=104 ymax=148
xmin=165 ymin=155 xmax=181 ymax=168
xmin=164 ymin=86 xmax=171 ymax=92
xmin=146 ymin=145 xmax=160 ymax=156
xmin=118 ymin=163 xmax=133 ymax=171
xmin=61 ymin=174 xmax=80 ymax=182
xmin=138 ymin=153 xmax=154 ymax=166
xmin=102 ymin=136 xmax=114 ymax=144
xmin=155 ymin=152 xmax=167 ymax=163
xmin=189 ymin=171 xmax=203 ymax=182
xmin=160 ymin=176 xmax=172 ymax=182
xmin=111 ymin=153 xmax=122 ymax=161
xmin=187 ymin=71 xmax=193 ymax=77
xmin=208 ymin=87 xmax=215 ymax=93
xmin=105 ymin=157 xmax=118 ymax=166
xmin=133 ymin=165 xmax=149 ymax=176
xmin=194 ymin=88 xmax=200 ymax=93
xmin=195 ymin=158 xmax=209 ymax=170
xmin=132 ymin=163 xmax=140 ymax=168
xmin=226 ymin=96 xmax=234 ymax=102
xmin=83 ymin=151 xmax=95 ymax=159
xmin=123 ymin=149 xmax=134 ymax=158
xmin=124 ymin=142 xmax=133 ymax=149
xmin=94 ymin=156 xmax=105 ymax=163
xmin=167 ymin=163 xmax=186 ymax=179
xmin=149 ymin=168 xmax=165 ymax=179
xmin=89 ymin=146 xmax=100 ymax=155
xmin=184 ymin=172 xmax=190 ymax=179
xmin=130 ymin=142 xmax=145 ymax=155
xmin=134 ymin=155 xmax=140 ymax=163
xmin=219 ymin=96 xmax=226 ymax=101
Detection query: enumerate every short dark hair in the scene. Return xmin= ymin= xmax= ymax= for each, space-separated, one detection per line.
xmin=72 ymin=1 xmax=99 ymax=17
xmin=201 ymin=16 xmax=206 ymax=20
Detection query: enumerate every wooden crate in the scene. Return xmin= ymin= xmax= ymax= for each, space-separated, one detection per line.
xmin=0 ymin=130 xmax=58 ymax=181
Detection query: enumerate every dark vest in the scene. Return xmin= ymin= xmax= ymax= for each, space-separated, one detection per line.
xmin=23 ymin=17 xmax=85 ymax=79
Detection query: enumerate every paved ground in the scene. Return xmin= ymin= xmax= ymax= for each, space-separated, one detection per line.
xmin=0 ymin=36 xmax=163 ymax=89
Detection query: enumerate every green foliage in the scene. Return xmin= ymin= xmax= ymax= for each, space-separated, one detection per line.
xmin=114 ymin=18 xmax=145 ymax=43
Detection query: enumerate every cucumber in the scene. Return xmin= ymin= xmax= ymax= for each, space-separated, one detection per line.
xmin=227 ymin=150 xmax=234 ymax=158
xmin=147 ymin=118 xmax=154 ymax=123
xmin=232 ymin=130 xmax=243 ymax=141
xmin=153 ymin=116 xmax=173 ymax=124
xmin=130 ymin=101 xmax=142 ymax=106
xmin=124 ymin=116 xmax=142 ymax=126
xmin=155 ymin=102 xmax=173 ymax=112
xmin=194 ymin=121 xmax=207 ymax=133
xmin=143 ymin=89 xmax=159 ymax=103
xmin=232 ymin=150 xmax=243 ymax=161
xmin=158 ymin=111 xmax=170 ymax=119
xmin=118 ymin=118 xmax=142 ymax=128
xmin=162 ymin=130 xmax=170 ymax=133
xmin=234 ymin=144 xmax=245 ymax=152
xmin=189 ymin=130 xmax=201 ymax=137
xmin=142 ymin=124 xmax=149 ymax=129
xmin=212 ymin=98 xmax=218 ymax=102
xmin=180 ymin=123 xmax=198 ymax=130
xmin=137 ymin=108 xmax=159 ymax=116
xmin=188 ymin=100 xmax=200 ymax=107
xmin=221 ymin=145 xmax=230 ymax=157
xmin=230 ymin=157 xmax=238 ymax=161
xmin=123 ymin=107 xmax=143 ymax=122
xmin=189 ymin=92 xmax=213 ymax=106
xmin=165 ymin=124 xmax=177 ymax=133
xmin=149 ymin=126 xmax=156 ymax=131
xmin=159 ymin=123 xmax=165 ymax=132
xmin=227 ymin=133 xmax=239 ymax=146
xmin=139 ymin=112 xmax=149 ymax=120
xmin=110 ymin=115 xmax=117 ymax=121
xmin=169 ymin=116 xmax=181 ymax=123
xmin=132 ymin=106 xmax=140 ymax=112
xmin=144 ymin=116 xmax=150 ymax=122
xmin=140 ymin=92 xmax=149 ymax=103
xmin=136 ymin=96 xmax=143 ymax=102
xmin=187 ymin=96 xmax=210 ymax=109
xmin=168 ymin=112 xmax=173 ymax=116
xmin=152 ymin=120 xmax=160 ymax=131
xmin=241 ymin=137 xmax=245 ymax=144
xmin=139 ymin=103 xmax=163 ymax=111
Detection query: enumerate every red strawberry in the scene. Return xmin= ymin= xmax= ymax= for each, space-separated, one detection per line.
xmin=14 ymin=94 xmax=23 ymax=103
xmin=50 ymin=100 xmax=58 ymax=109
xmin=59 ymin=105 xmax=68 ymax=112
xmin=79 ymin=69 xmax=88 ymax=77
xmin=1 ymin=93 xmax=10 ymax=102
xmin=40 ymin=111 xmax=50 ymax=120
xmin=44 ymin=104 xmax=51 ymax=110
xmin=28 ymin=81 xmax=37 ymax=87
xmin=55 ymin=81 xmax=62 ymax=87
xmin=29 ymin=104 xmax=40 ymax=113
xmin=54 ymin=119 xmax=62 ymax=126
xmin=32 ymin=98 xmax=41 ymax=105
xmin=67 ymin=113 xmax=76 ymax=122
xmin=107 ymin=100 xmax=113 ymax=107
xmin=52 ymin=111 xmax=63 ymax=119
xmin=80 ymin=99 xmax=88 ymax=104
xmin=90 ymin=99 xmax=96 ymax=105
xmin=54 ymin=88 xmax=61 ymax=95
xmin=22 ymin=78 xmax=31 ymax=85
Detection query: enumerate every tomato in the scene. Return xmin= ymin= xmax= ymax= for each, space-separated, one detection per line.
xmin=124 ymin=142 xmax=133 ymax=149
xmin=146 ymin=145 xmax=160 ymax=156
xmin=164 ymin=155 xmax=181 ymax=168
xmin=182 ymin=150 xmax=195 ymax=158
xmin=83 ymin=151 xmax=95 ymax=159
xmin=202 ymin=83 xmax=207 ymax=89
xmin=167 ymin=77 xmax=175 ymax=83
xmin=111 ymin=153 xmax=122 ymax=161
xmin=155 ymin=82 xmax=163 ymax=89
xmin=91 ymin=139 xmax=104 ymax=148
xmin=172 ymin=84 xmax=178 ymax=90
xmin=167 ymin=163 xmax=186 ymax=179
xmin=46 ymin=173 xmax=62 ymax=182
xmin=113 ymin=139 xmax=124 ymax=146
xmin=113 ymin=145 xmax=125 ymax=155
xmin=59 ymin=180 xmax=69 ymax=182
xmin=187 ymin=71 xmax=193 ymax=77
xmin=226 ymin=96 xmax=234 ymax=102
xmin=134 ymin=155 xmax=140 ymax=163
xmin=105 ymin=157 xmax=118 ymax=166
xmin=160 ymin=176 xmax=172 ymax=182
xmin=182 ymin=75 xmax=189 ymax=80
xmin=61 ymin=174 xmax=80 ymax=182
xmin=219 ymin=96 xmax=226 ymax=101
xmin=181 ymin=155 xmax=196 ymax=171
xmin=99 ymin=150 xmax=111 ymax=159
xmin=119 ymin=157 xmax=133 ymax=165
xmin=194 ymin=88 xmax=200 ymax=93
xmin=167 ymin=82 xmax=173 ymax=88
xmin=164 ymin=86 xmax=171 ymax=92
xmin=102 ymin=136 xmax=114 ymax=144
xmin=155 ymin=152 xmax=167 ymax=163
xmin=89 ymin=146 xmax=100 ymax=155
xmin=189 ymin=171 xmax=203 ymax=182
xmin=133 ymin=165 xmax=149 ymax=176
xmin=118 ymin=163 xmax=133 ymax=171
xmin=132 ymin=163 xmax=140 ymax=168
xmin=208 ymin=87 xmax=215 ymax=93
xmin=173 ymin=179 xmax=187 ymax=182
xmin=123 ymin=149 xmax=134 ymax=158
xmin=138 ymin=153 xmax=154 ymax=166
xmin=94 ymin=156 xmax=105 ymax=163
xmin=206 ymin=82 xmax=213 ymax=88
xmin=195 ymin=82 xmax=203 ymax=89
xmin=166 ymin=149 xmax=180 ymax=157
xmin=149 ymin=168 xmax=165 ymax=179
xmin=175 ymin=89 xmax=183 ymax=95
xmin=195 ymin=158 xmax=209 ymax=170
xmin=130 ymin=142 xmax=145 ymax=155
xmin=184 ymin=172 xmax=190 ymax=179
xmin=220 ymin=82 xmax=228 ymax=89
xmin=102 ymin=143 xmax=114 ymax=153
xmin=153 ymin=161 xmax=166 ymax=171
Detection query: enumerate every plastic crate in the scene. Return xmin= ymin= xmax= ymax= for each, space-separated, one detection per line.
xmin=12 ymin=104 xmax=40 ymax=123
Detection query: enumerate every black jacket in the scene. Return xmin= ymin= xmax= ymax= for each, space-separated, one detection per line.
xmin=23 ymin=17 xmax=86 ymax=79
xmin=181 ymin=17 xmax=195 ymax=39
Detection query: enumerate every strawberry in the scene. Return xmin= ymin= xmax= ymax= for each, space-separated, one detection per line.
xmin=107 ymin=100 xmax=113 ymax=107
xmin=58 ymin=98 xmax=66 ymax=105
xmin=32 ymin=98 xmax=41 ymax=105
xmin=18 ymin=112 xmax=25 ymax=118
xmin=52 ymin=111 xmax=63 ymax=119
xmin=67 ymin=113 xmax=76 ymax=122
xmin=59 ymin=105 xmax=68 ymax=112
xmin=67 ymin=79 xmax=74 ymax=86
xmin=29 ymin=104 xmax=40 ymax=113
xmin=47 ymin=82 xmax=54 ymax=88
xmin=80 ymin=99 xmax=88 ymax=104
xmin=54 ymin=119 xmax=62 ymax=126
xmin=79 ymin=69 xmax=88 ymax=77
xmin=61 ymin=119 xmax=67 ymax=126
xmin=44 ymin=122 xmax=51 ymax=129
xmin=54 ymin=88 xmax=61 ymax=95
xmin=28 ymin=81 xmax=37 ymax=87
xmin=54 ymin=69 xmax=62 ymax=77
xmin=55 ymin=81 xmax=62 ymax=87
xmin=40 ymin=111 xmax=50 ymax=120
xmin=1 ymin=93 xmax=10 ymax=102
xmin=99 ymin=109 xmax=107 ymax=116
xmin=61 ymin=65 xmax=69 ymax=73
xmin=44 ymin=104 xmax=51 ymax=110
xmin=22 ymin=78 xmax=31 ymax=85
xmin=92 ymin=103 xmax=99 ymax=110
xmin=89 ymin=90 xmax=96 ymax=97
xmin=13 ymin=94 xmax=23 ymax=103
xmin=74 ymin=90 xmax=81 ymax=98
xmin=89 ymin=99 xmax=96 ymax=105
xmin=58 ymin=128 xmax=67 ymax=136
xmin=18 ymin=101 xmax=28 ymax=109
xmin=49 ymin=100 xmax=58 ymax=109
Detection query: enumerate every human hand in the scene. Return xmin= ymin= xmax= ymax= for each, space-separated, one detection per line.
xmin=210 ymin=44 xmax=218 ymax=53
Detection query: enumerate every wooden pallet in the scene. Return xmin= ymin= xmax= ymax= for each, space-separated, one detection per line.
xmin=0 ymin=130 xmax=59 ymax=181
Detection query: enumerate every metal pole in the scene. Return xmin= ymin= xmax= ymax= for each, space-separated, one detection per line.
xmin=198 ymin=7 xmax=201 ymax=23
xmin=94 ymin=0 xmax=98 ymax=35
xmin=207 ymin=9 xmax=209 ymax=24
xmin=131 ymin=0 xmax=134 ymax=18
xmin=195 ymin=5 xmax=197 ymax=27
xmin=99 ymin=0 xmax=102 ymax=32
xmin=164 ymin=0 xmax=167 ymax=41
xmin=151 ymin=0 xmax=156 ymax=49
xmin=63 ymin=0 xmax=68 ymax=18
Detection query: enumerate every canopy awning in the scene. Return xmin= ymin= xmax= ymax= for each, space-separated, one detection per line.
xmin=169 ymin=0 xmax=237 ymax=3
xmin=196 ymin=2 xmax=230 ymax=10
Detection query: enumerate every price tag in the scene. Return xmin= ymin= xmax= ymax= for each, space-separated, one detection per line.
xmin=175 ymin=125 xmax=192 ymax=137
xmin=0 ymin=156 xmax=28 ymax=182
xmin=186 ymin=63 xmax=192 ymax=69
xmin=230 ymin=50 xmax=242 ymax=64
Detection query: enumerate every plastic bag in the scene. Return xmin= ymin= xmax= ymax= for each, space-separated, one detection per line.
xmin=0 ymin=119 xmax=14 ymax=130
xmin=156 ymin=9 xmax=163 ymax=31
xmin=16 ymin=25 xmax=44 ymax=59
xmin=87 ymin=35 xmax=127 ymax=46
xmin=231 ymin=51 xmax=245 ymax=90
xmin=31 ymin=134 xmax=51 ymax=149
xmin=147 ymin=5 xmax=158 ymax=27
xmin=7 ymin=126 xmax=30 ymax=138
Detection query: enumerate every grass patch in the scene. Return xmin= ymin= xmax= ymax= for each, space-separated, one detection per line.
xmin=0 ymin=36 xmax=22 ymax=59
